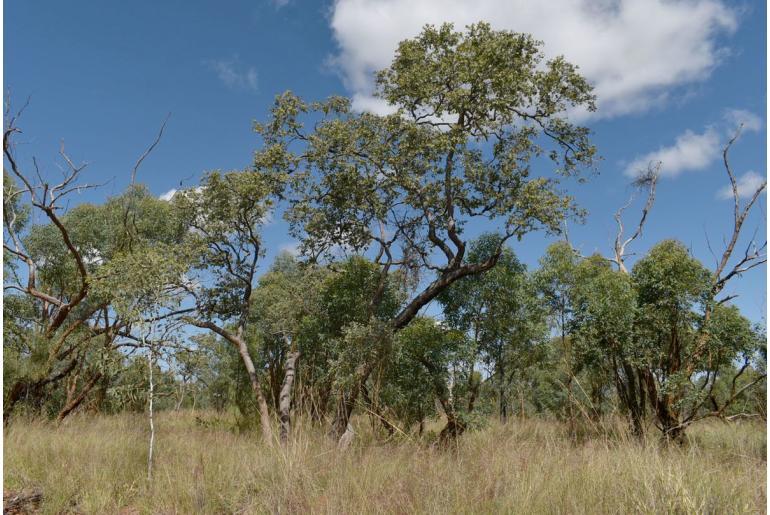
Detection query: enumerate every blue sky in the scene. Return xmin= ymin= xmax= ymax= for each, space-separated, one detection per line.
xmin=4 ymin=0 xmax=767 ymax=322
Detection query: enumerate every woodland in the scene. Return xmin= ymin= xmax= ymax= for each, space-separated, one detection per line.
xmin=3 ymin=23 xmax=767 ymax=514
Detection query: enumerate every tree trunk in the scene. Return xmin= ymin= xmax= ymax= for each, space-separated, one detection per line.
xmin=56 ymin=372 xmax=102 ymax=422
xmin=615 ymin=360 xmax=647 ymax=438
xmin=235 ymin=337 xmax=274 ymax=442
xmin=147 ymin=345 xmax=155 ymax=481
xmin=279 ymin=351 xmax=300 ymax=444
xmin=467 ymin=373 xmax=479 ymax=414
xmin=329 ymin=362 xmax=373 ymax=441
xmin=4 ymin=381 xmax=29 ymax=422
xmin=642 ymin=369 xmax=686 ymax=444
xmin=498 ymin=359 xmax=507 ymax=423
xmin=438 ymin=395 xmax=465 ymax=445
xmin=184 ymin=318 xmax=274 ymax=442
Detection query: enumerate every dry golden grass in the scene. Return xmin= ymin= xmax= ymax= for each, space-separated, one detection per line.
xmin=3 ymin=411 xmax=766 ymax=514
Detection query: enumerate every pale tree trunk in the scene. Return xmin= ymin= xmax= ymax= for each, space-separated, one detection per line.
xmin=185 ymin=318 xmax=275 ymax=442
xmin=279 ymin=351 xmax=300 ymax=444
xmin=147 ymin=342 xmax=155 ymax=481
xmin=235 ymin=336 xmax=274 ymax=443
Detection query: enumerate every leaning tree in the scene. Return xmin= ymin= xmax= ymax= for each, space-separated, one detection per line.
xmin=172 ymin=170 xmax=278 ymax=441
xmin=252 ymin=22 xmax=598 ymax=440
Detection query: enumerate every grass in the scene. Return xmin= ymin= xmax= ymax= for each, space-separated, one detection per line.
xmin=4 ymin=410 xmax=766 ymax=514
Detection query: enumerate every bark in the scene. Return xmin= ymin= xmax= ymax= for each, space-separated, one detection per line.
xmin=467 ymin=373 xmax=480 ymax=414
xmin=4 ymin=380 xmax=31 ymax=422
xmin=235 ymin=338 xmax=274 ymax=442
xmin=147 ymin=346 xmax=155 ymax=481
xmin=329 ymin=362 xmax=373 ymax=440
xmin=498 ymin=360 xmax=508 ymax=423
xmin=4 ymin=357 xmax=81 ymax=421
xmin=185 ymin=318 xmax=274 ymax=442
xmin=613 ymin=358 xmax=647 ymax=438
xmin=438 ymin=395 xmax=465 ymax=445
xmin=643 ymin=369 xmax=686 ymax=444
xmin=392 ymin=259 xmax=501 ymax=330
xmin=279 ymin=351 xmax=300 ymax=444
xmin=337 ymin=423 xmax=355 ymax=450
xmin=417 ymin=357 xmax=465 ymax=445
xmin=56 ymin=372 xmax=102 ymax=422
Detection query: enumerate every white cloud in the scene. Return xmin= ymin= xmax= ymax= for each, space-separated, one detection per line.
xmin=272 ymin=0 xmax=290 ymax=7
xmin=279 ymin=242 xmax=300 ymax=256
xmin=624 ymin=127 xmax=720 ymax=177
xmin=159 ymin=188 xmax=178 ymax=201
xmin=205 ymin=58 xmax=258 ymax=91
xmin=717 ymin=171 xmax=767 ymax=200
xmin=328 ymin=0 xmax=738 ymax=118
xmin=723 ymin=109 xmax=763 ymax=133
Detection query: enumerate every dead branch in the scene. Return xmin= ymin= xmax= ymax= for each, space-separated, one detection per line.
xmin=612 ymin=162 xmax=660 ymax=273
xmin=131 ymin=113 xmax=171 ymax=184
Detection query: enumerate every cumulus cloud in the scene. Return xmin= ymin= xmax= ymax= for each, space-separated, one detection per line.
xmin=717 ymin=171 xmax=767 ymax=200
xmin=624 ymin=108 xmax=762 ymax=178
xmin=204 ymin=57 xmax=258 ymax=91
xmin=159 ymin=188 xmax=177 ymax=201
xmin=328 ymin=0 xmax=738 ymax=117
xmin=624 ymin=127 xmax=721 ymax=177
xmin=723 ymin=108 xmax=763 ymax=133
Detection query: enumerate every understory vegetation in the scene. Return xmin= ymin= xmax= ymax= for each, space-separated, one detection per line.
xmin=4 ymin=411 xmax=766 ymax=514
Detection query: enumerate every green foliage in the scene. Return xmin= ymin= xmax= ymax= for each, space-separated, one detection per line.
xmin=571 ymin=254 xmax=637 ymax=367
xmin=439 ymin=235 xmax=548 ymax=418
xmin=253 ymin=22 xmax=596 ymax=280
xmin=173 ymin=170 xmax=273 ymax=319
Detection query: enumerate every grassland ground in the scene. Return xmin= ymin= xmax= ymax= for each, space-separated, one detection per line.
xmin=3 ymin=410 xmax=766 ymax=514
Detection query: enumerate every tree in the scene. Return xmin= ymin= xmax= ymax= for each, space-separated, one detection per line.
xmin=393 ymin=317 xmax=472 ymax=443
xmin=252 ymin=22 xmax=597 ymax=440
xmin=250 ymin=252 xmax=328 ymax=443
xmin=3 ymin=109 xmax=185 ymax=420
xmin=174 ymin=170 xmax=277 ymax=441
xmin=570 ymin=254 xmax=645 ymax=434
xmin=534 ymin=242 xmax=582 ymax=431
xmin=439 ymin=234 xmax=548 ymax=422
xmin=631 ymin=240 xmax=765 ymax=442
xmin=603 ymin=127 xmax=766 ymax=441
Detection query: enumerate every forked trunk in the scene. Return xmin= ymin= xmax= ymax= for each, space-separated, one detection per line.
xmin=438 ymin=398 xmax=465 ymax=446
xmin=56 ymin=372 xmax=103 ymax=422
xmin=642 ymin=369 xmax=686 ymax=445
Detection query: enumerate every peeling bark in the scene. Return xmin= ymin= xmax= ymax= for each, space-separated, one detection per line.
xmin=279 ymin=351 xmax=300 ymax=444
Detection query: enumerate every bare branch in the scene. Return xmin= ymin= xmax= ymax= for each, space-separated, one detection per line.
xmin=131 ymin=113 xmax=171 ymax=184
xmin=613 ymin=162 xmax=660 ymax=274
